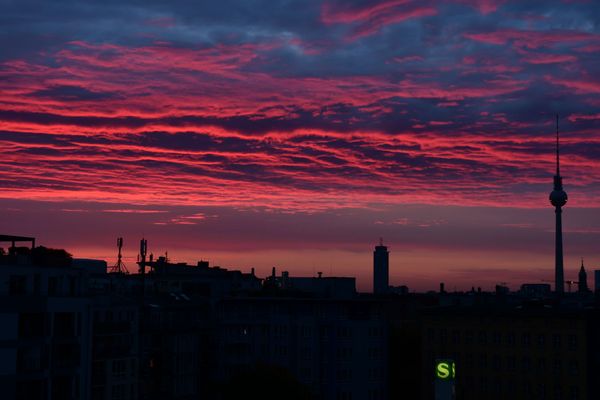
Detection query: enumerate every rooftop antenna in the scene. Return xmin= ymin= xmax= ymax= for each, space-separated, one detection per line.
xmin=109 ymin=237 xmax=128 ymax=274
xmin=139 ymin=238 xmax=147 ymax=275
xmin=379 ymin=237 xmax=383 ymax=246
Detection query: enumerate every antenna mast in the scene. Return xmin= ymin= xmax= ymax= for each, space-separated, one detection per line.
xmin=109 ymin=237 xmax=129 ymax=274
xmin=556 ymin=114 xmax=560 ymax=176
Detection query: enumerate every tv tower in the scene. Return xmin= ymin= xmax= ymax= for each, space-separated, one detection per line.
xmin=108 ymin=237 xmax=129 ymax=274
xmin=549 ymin=115 xmax=568 ymax=294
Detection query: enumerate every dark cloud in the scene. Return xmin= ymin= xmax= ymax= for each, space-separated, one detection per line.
xmin=31 ymin=85 xmax=118 ymax=101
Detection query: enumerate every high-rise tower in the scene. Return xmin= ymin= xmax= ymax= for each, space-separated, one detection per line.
xmin=373 ymin=238 xmax=389 ymax=294
xmin=549 ymin=115 xmax=568 ymax=294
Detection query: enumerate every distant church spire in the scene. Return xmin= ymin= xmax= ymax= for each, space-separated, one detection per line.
xmin=549 ymin=115 xmax=568 ymax=294
xmin=578 ymin=258 xmax=588 ymax=293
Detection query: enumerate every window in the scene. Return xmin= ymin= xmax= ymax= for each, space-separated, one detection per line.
xmin=554 ymin=384 xmax=563 ymax=400
xmin=568 ymin=335 xmax=577 ymax=351
xmin=337 ymin=347 xmax=352 ymax=361
xmin=465 ymin=330 xmax=474 ymax=344
xmin=521 ymin=356 xmax=531 ymax=371
xmin=368 ymin=347 xmax=382 ymax=361
xmin=54 ymin=313 xmax=75 ymax=337
xmin=368 ymin=367 xmax=382 ymax=381
xmin=506 ymin=356 xmax=516 ymax=371
xmin=492 ymin=355 xmax=501 ymax=371
xmin=48 ymin=277 xmax=59 ymax=296
xmin=479 ymin=377 xmax=488 ymax=393
xmin=440 ymin=329 xmax=448 ymax=344
xmin=9 ymin=275 xmax=27 ymax=295
xmin=336 ymin=390 xmax=352 ymax=400
xmin=300 ymin=326 xmax=312 ymax=338
xmin=69 ymin=276 xmax=76 ymax=296
xmin=51 ymin=377 xmax=72 ymax=399
xmin=507 ymin=380 xmax=517 ymax=395
xmin=452 ymin=330 xmax=460 ymax=344
xmin=569 ymin=360 xmax=579 ymax=376
xmin=16 ymin=380 xmax=46 ymax=399
xmin=553 ymin=334 xmax=561 ymax=349
xmin=493 ymin=379 xmax=502 ymax=395
xmin=478 ymin=331 xmax=487 ymax=345
xmin=537 ymin=358 xmax=546 ymax=373
xmin=506 ymin=332 xmax=515 ymax=346
xmin=466 ymin=353 xmax=474 ymax=368
xmin=300 ymin=367 xmax=312 ymax=379
xmin=369 ymin=327 xmax=382 ymax=337
xmin=537 ymin=334 xmax=546 ymax=346
xmin=368 ymin=388 xmax=382 ymax=400
xmin=111 ymin=384 xmax=128 ymax=400
xmin=112 ymin=359 xmax=127 ymax=378
xmin=336 ymin=368 xmax=352 ymax=382
xmin=492 ymin=332 xmax=502 ymax=345
xmin=337 ymin=327 xmax=351 ymax=338
xmin=19 ymin=313 xmax=45 ymax=338
xmin=33 ymin=274 xmax=41 ymax=294
xmin=553 ymin=359 xmax=562 ymax=374
xmin=479 ymin=355 xmax=487 ymax=368
xmin=427 ymin=328 xmax=435 ymax=343
xmin=570 ymin=386 xmax=579 ymax=400
xmin=536 ymin=383 xmax=547 ymax=400
xmin=275 ymin=345 xmax=288 ymax=357
xmin=301 ymin=347 xmax=312 ymax=360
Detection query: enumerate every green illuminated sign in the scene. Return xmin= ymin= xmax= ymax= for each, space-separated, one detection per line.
xmin=435 ymin=359 xmax=455 ymax=381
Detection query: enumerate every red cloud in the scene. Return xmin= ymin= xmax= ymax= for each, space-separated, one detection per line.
xmin=453 ymin=0 xmax=507 ymax=14
xmin=464 ymin=29 xmax=599 ymax=49
xmin=2 ymin=40 xmax=600 ymax=211
xmin=521 ymin=53 xmax=577 ymax=65
xmin=322 ymin=0 xmax=437 ymax=39
xmin=547 ymin=75 xmax=600 ymax=94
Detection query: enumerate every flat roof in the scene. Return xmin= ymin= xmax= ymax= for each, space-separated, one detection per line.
xmin=0 ymin=234 xmax=35 ymax=242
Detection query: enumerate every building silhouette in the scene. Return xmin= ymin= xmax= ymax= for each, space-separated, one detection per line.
xmin=373 ymin=239 xmax=389 ymax=294
xmin=1 ymin=234 xmax=599 ymax=399
xmin=418 ymin=302 xmax=599 ymax=400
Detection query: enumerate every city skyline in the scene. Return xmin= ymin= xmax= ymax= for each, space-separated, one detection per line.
xmin=3 ymin=0 xmax=600 ymax=291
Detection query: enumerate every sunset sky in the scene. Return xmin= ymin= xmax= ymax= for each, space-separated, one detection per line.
xmin=2 ymin=0 xmax=600 ymax=291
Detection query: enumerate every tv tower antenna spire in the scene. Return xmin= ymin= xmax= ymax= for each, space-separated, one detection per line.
xmin=109 ymin=237 xmax=129 ymax=274
xmin=556 ymin=114 xmax=560 ymax=176
xmin=549 ymin=114 xmax=567 ymax=294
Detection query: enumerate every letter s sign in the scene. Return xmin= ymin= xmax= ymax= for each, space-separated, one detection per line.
xmin=435 ymin=359 xmax=455 ymax=381
xmin=437 ymin=362 xmax=450 ymax=379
